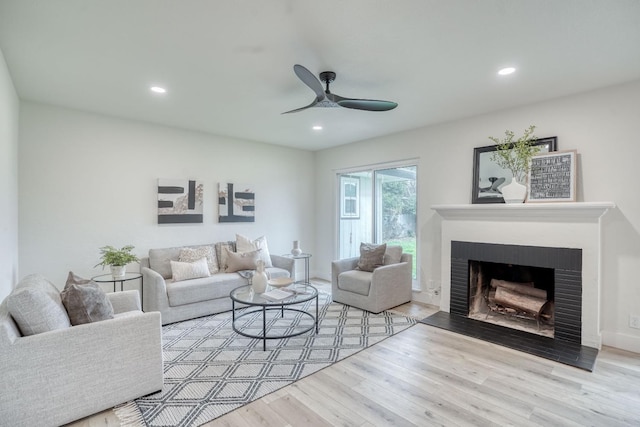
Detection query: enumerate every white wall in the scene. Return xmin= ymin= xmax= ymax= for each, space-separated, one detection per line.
xmin=0 ymin=48 xmax=20 ymax=301
xmin=18 ymin=102 xmax=315 ymax=290
xmin=315 ymin=79 xmax=640 ymax=353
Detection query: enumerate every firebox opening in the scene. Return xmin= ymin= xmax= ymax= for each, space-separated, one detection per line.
xmin=468 ymin=260 xmax=555 ymax=338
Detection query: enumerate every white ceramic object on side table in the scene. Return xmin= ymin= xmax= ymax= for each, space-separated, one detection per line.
xmin=252 ymin=259 xmax=268 ymax=294
xmin=501 ymin=177 xmax=527 ymax=204
xmin=291 ymin=240 xmax=302 ymax=256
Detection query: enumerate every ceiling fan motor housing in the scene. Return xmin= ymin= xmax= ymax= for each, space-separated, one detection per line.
xmin=319 ymin=71 xmax=336 ymax=83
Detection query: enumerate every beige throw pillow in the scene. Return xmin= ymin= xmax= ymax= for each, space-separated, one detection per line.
xmin=179 ymin=246 xmax=219 ymax=274
xmin=215 ymin=241 xmax=236 ymax=272
xmin=236 ymin=234 xmax=272 ymax=267
xmin=61 ymin=272 xmax=115 ymax=326
xmin=357 ymin=243 xmax=387 ymax=272
xmin=225 ymin=247 xmax=261 ymax=273
xmin=170 ymin=257 xmax=211 ymax=282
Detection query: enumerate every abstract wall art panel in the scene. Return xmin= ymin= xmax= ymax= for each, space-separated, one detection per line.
xmin=218 ymin=182 xmax=255 ymax=223
xmin=157 ymin=179 xmax=204 ymax=224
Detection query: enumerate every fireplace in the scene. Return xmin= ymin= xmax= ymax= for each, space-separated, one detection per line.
xmin=426 ymin=202 xmax=615 ymax=371
xmin=468 ymin=260 xmax=555 ymax=338
xmin=450 ymin=241 xmax=581 ymax=343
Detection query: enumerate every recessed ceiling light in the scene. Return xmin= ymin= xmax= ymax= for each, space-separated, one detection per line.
xmin=498 ymin=67 xmax=516 ymax=76
xmin=312 ymin=125 xmax=323 ymax=131
xmin=150 ymin=86 xmax=166 ymax=94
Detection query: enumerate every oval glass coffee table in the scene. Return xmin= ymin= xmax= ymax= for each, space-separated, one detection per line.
xmin=230 ymin=284 xmax=319 ymax=351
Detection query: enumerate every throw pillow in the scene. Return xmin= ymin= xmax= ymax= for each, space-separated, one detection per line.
xmin=179 ymin=245 xmax=219 ymax=274
xmin=7 ymin=286 xmax=72 ymax=336
xmin=357 ymin=242 xmax=387 ymax=272
xmin=225 ymin=247 xmax=261 ymax=273
xmin=236 ymin=234 xmax=273 ymax=267
xmin=170 ymin=257 xmax=211 ymax=282
xmin=215 ymin=241 xmax=236 ymax=272
xmin=383 ymin=245 xmax=403 ymax=265
xmin=61 ymin=272 xmax=115 ymax=326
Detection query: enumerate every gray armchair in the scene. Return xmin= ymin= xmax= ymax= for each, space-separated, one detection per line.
xmin=0 ymin=274 xmax=163 ymax=427
xmin=331 ymin=253 xmax=412 ymax=313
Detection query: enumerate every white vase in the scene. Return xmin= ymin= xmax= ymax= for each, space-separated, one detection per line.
xmin=291 ymin=240 xmax=302 ymax=256
xmin=110 ymin=265 xmax=126 ymax=278
xmin=501 ymin=177 xmax=527 ymax=204
xmin=252 ymin=260 xmax=268 ymax=294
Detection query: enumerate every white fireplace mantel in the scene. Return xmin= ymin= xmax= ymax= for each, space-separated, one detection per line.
xmin=432 ymin=201 xmax=615 ymax=349
xmin=432 ymin=201 xmax=615 ymax=222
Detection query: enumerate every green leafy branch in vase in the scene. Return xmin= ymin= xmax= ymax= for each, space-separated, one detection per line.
xmin=489 ymin=125 xmax=540 ymax=183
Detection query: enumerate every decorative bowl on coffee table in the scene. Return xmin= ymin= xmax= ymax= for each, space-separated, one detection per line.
xmin=268 ymin=277 xmax=294 ymax=288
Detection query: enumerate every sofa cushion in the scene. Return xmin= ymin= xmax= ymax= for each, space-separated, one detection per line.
xmin=225 ymin=248 xmax=261 ymax=273
xmin=338 ymin=270 xmax=372 ymax=296
xmin=149 ymin=246 xmax=182 ymax=279
xmin=215 ymin=241 xmax=236 ymax=272
xmin=383 ymin=245 xmax=403 ymax=265
xmin=6 ymin=274 xmax=71 ymax=336
xmin=236 ymin=234 xmax=273 ymax=268
xmin=61 ymin=272 xmax=114 ymax=325
xmin=171 ymin=258 xmax=211 ymax=282
xmin=166 ymin=273 xmax=247 ymax=306
xmin=357 ymin=243 xmax=387 ymax=272
xmin=179 ymin=245 xmax=219 ymax=274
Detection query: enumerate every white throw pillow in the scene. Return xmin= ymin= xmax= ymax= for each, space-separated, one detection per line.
xmin=236 ymin=234 xmax=272 ymax=267
xmin=179 ymin=246 xmax=219 ymax=274
xmin=170 ymin=257 xmax=211 ymax=282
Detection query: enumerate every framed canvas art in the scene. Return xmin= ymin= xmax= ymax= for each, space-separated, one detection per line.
xmin=157 ymin=179 xmax=203 ymax=224
xmin=218 ymin=183 xmax=255 ymax=222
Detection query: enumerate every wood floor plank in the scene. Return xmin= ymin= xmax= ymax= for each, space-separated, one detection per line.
xmin=266 ymin=394 xmax=335 ymax=427
xmin=361 ymin=344 xmax=536 ymax=420
xmin=286 ymin=381 xmax=369 ymax=427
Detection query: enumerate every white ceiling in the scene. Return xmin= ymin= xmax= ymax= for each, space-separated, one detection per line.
xmin=1 ymin=1 xmax=639 ymax=151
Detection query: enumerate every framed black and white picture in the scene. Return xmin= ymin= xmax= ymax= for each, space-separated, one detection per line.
xmin=471 ymin=137 xmax=557 ymax=204
xmin=528 ymin=150 xmax=577 ymax=202
xmin=218 ymin=182 xmax=255 ymax=222
xmin=340 ymin=176 xmax=360 ymax=219
xmin=157 ymin=178 xmax=204 ymax=224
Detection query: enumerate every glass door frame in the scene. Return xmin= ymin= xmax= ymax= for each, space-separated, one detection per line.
xmin=336 ymin=159 xmax=419 ymax=289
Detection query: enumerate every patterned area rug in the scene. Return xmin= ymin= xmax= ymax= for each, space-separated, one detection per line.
xmin=116 ymin=292 xmax=416 ymax=426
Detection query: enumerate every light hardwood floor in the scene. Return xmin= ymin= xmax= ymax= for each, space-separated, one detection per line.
xmin=69 ymin=286 xmax=640 ymax=427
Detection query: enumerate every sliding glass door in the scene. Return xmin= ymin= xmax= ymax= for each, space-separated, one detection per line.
xmin=338 ymin=164 xmax=417 ymax=281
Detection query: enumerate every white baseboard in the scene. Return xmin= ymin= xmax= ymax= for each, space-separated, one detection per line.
xmin=601 ymin=330 xmax=640 ymax=354
xmin=412 ymin=290 xmax=440 ymax=306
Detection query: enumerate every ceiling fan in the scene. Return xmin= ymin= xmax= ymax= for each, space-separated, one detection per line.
xmin=283 ymin=64 xmax=398 ymax=114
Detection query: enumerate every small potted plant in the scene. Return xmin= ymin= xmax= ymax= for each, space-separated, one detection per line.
xmin=95 ymin=245 xmax=139 ymax=278
xmin=489 ymin=125 xmax=541 ymax=203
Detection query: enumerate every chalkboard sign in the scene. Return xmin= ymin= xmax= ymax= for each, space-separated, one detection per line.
xmin=527 ymin=150 xmax=577 ymax=202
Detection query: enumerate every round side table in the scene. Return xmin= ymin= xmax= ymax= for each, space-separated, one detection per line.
xmin=92 ymin=272 xmax=143 ymax=302
xmin=283 ymin=253 xmax=312 ymax=285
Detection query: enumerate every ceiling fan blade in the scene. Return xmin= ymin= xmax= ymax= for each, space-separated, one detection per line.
xmin=293 ymin=64 xmax=325 ymax=100
xmin=281 ymin=98 xmax=320 ymax=114
xmin=326 ymin=92 xmax=397 ymax=111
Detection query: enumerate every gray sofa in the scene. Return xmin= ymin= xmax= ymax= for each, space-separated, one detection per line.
xmin=332 ymin=253 xmax=413 ymax=313
xmin=0 ymin=274 xmax=163 ymax=427
xmin=142 ymin=243 xmax=294 ymax=325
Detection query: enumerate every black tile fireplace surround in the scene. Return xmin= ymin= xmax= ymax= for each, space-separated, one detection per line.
xmin=421 ymin=241 xmax=598 ymax=371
